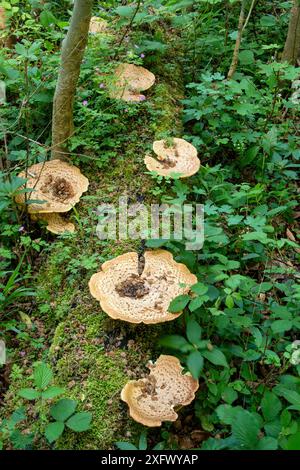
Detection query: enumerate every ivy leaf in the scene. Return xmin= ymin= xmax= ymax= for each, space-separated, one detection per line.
xmin=168 ymin=294 xmax=190 ymax=313
xmin=50 ymin=399 xmax=77 ymax=422
xmin=66 ymin=412 xmax=92 ymax=432
xmin=186 ymin=350 xmax=203 ymax=379
xmin=34 ymin=363 xmax=53 ymax=390
xmin=202 ymin=349 xmax=229 ymax=368
xmin=45 ymin=421 xmax=65 ymax=444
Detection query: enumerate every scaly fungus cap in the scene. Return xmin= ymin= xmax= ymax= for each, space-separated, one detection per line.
xmin=89 ymin=250 xmax=197 ymax=324
xmin=109 ymin=63 xmax=155 ymax=101
xmin=31 ymin=212 xmax=75 ymax=235
xmin=144 ymin=138 xmax=200 ymax=178
xmin=121 ymin=355 xmax=199 ymax=427
xmin=15 ymin=160 xmax=89 ymax=214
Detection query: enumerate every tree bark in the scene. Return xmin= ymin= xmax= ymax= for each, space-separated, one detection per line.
xmin=227 ymin=0 xmax=247 ymax=80
xmin=51 ymin=0 xmax=93 ymax=160
xmin=282 ymin=0 xmax=300 ymax=65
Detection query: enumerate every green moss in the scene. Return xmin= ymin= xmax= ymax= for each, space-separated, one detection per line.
xmin=2 ymin=24 xmax=185 ymax=450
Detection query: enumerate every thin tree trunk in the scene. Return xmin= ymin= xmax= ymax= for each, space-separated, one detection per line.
xmin=282 ymin=0 xmax=300 ymax=65
xmin=51 ymin=0 xmax=93 ymax=160
xmin=227 ymin=0 xmax=247 ymax=80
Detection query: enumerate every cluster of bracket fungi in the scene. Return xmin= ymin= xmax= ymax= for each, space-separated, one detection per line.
xmin=15 ymin=21 xmax=201 ymax=427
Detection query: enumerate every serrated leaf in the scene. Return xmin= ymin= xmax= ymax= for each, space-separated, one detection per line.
xmin=18 ymin=388 xmax=40 ymax=400
xmin=66 ymin=412 xmax=92 ymax=432
xmin=34 ymin=363 xmax=53 ymax=389
xmin=45 ymin=421 xmax=64 ymax=444
xmin=186 ymin=350 xmax=203 ymax=379
xmin=50 ymin=399 xmax=77 ymax=422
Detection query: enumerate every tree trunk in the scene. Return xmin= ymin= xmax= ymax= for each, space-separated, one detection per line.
xmin=282 ymin=0 xmax=300 ymax=65
xmin=51 ymin=0 xmax=93 ymax=160
xmin=227 ymin=0 xmax=247 ymax=80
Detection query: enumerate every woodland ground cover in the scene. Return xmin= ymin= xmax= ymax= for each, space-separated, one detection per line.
xmin=0 ymin=0 xmax=300 ymax=451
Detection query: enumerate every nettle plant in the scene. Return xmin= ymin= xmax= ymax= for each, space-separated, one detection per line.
xmin=1 ymin=362 xmax=92 ymax=449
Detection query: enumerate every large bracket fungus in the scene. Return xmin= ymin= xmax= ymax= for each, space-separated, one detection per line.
xmin=89 ymin=250 xmax=197 ymax=324
xmin=16 ymin=160 xmax=88 ymax=234
xmin=121 ymin=355 xmax=199 ymax=427
xmin=109 ymin=63 xmax=155 ymax=102
xmin=144 ymin=137 xmax=200 ymax=178
xmin=15 ymin=160 xmax=89 ymax=214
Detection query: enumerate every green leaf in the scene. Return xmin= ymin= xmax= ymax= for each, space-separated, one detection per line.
xmin=10 ymin=407 xmax=26 ymax=424
xmin=45 ymin=421 xmax=64 ymax=444
xmin=278 ymin=389 xmax=300 ymax=406
xmin=40 ymin=10 xmax=56 ymax=28
xmin=186 ymin=350 xmax=203 ymax=379
xmin=256 ymin=436 xmax=278 ymax=450
xmin=66 ymin=412 xmax=92 ymax=432
xmin=202 ymin=349 xmax=229 ymax=368
xmin=41 ymin=386 xmax=65 ymax=400
xmin=216 ymin=404 xmax=241 ymax=425
xmin=189 ymin=295 xmax=209 ymax=311
xmin=222 ymin=386 xmax=238 ymax=404
xmin=285 ymin=428 xmax=300 ymax=450
xmin=186 ymin=319 xmax=202 ymax=345
xmin=159 ymin=335 xmax=190 ymax=352
xmin=260 ymin=15 xmax=276 ymax=27
xmin=115 ymin=441 xmax=138 ymax=450
xmin=168 ymin=294 xmax=190 ymax=313
xmin=50 ymin=399 xmax=77 ymax=422
xmin=261 ymin=392 xmax=282 ymax=422
xmin=18 ymin=388 xmax=40 ymax=400
xmin=239 ymin=50 xmax=255 ymax=65
xmin=34 ymin=363 xmax=53 ymax=389
xmin=190 ymin=283 xmax=208 ymax=296
xmin=271 ymin=319 xmax=293 ymax=334
xmin=138 ymin=431 xmax=147 ymax=450
xmin=232 ymin=410 xmax=260 ymax=449
xmin=114 ymin=6 xmax=135 ymax=17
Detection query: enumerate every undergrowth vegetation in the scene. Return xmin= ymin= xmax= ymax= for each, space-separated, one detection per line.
xmin=0 ymin=0 xmax=300 ymax=451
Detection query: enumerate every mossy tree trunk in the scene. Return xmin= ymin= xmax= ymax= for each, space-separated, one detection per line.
xmin=282 ymin=0 xmax=300 ymax=65
xmin=51 ymin=0 xmax=93 ymax=160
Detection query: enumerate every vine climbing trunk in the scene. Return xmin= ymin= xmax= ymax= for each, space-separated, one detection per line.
xmin=282 ymin=0 xmax=300 ymax=65
xmin=51 ymin=0 xmax=93 ymax=160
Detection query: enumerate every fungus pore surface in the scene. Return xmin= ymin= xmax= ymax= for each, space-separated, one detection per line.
xmin=89 ymin=250 xmax=197 ymax=324
xmin=121 ymin=355 xmax=199 ymax=427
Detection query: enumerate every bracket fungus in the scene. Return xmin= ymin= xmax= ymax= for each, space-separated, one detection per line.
xmin=31 ymin=212 xmax=75 ymax=235
xmin=109 ymin=63 xmax=155 ymax=102
xmin=89 ymin=16 xmax=108 ymax=34
xmin=89 ymin=250 xmax=197 ymax=324
xmin=144 ymin=138 xmax=200 ymax=178
xmin=121 ymin=355 xmax=199 ymax=427
xmin=15 ymin=160 xmax=89 ymax=214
